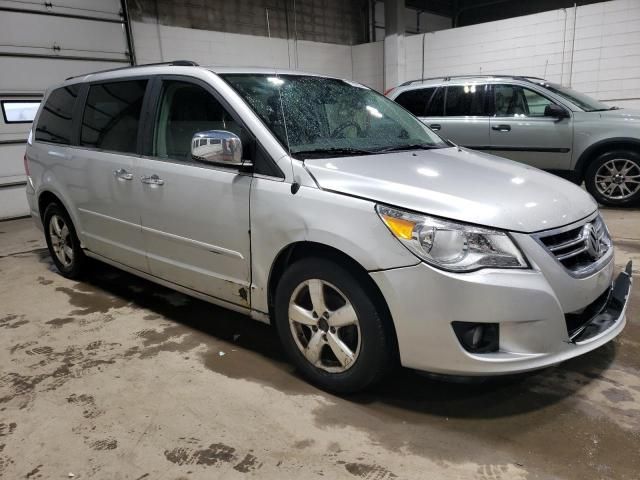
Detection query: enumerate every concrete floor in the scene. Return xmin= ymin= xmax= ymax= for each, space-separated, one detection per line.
xmin=0 ymin=209 xmax=639 ymax=480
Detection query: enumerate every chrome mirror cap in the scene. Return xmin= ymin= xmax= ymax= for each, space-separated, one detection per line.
xmin=191 ymin=130 xmax=247 ymax=167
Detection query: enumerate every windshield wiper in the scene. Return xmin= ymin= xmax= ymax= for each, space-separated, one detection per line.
xmin=374 ymin=143 xmax=438 ymax=153
xmin=293 ymin=147 xmax=377 ymax=158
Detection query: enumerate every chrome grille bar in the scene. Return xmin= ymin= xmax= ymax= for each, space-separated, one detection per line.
xmin=532 ymin=213 xmax=613 ymax=278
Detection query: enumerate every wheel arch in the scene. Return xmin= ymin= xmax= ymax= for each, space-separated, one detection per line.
xmin=38 ymin=190 xmax=70 ymax=221
xmin=575 ymin=137 xmax=640 ymax=181
xmin=267 ymin=241 xmax=400 ymax=360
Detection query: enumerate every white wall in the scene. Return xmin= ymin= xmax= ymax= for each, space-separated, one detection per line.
xmin=352 ymin=41 xmax=384 ymax=92
xmin=398 ymin=0 xmax=640 ymax=108
xmin=132 ymin=21 xmax=353 ymax=80
xmin=132 ymin=0 xmax=640 ymax=106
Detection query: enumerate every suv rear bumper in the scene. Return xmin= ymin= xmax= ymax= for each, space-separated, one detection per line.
xmin=370 ymin=257 xmax=630 ymax=375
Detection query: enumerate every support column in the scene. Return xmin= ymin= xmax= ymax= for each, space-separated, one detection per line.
xmin=384 ymin=0 xmax=405 ymax=91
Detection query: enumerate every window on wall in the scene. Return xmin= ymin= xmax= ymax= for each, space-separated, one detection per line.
xmin=35 ymin=85 xmax=80 ymax=145
xmin=1 ymin=101 xmax=40 ymax=124
xmin=153 ymin=80 xmax=244 ymax=162
xmin=444 ymin=85 xmax=486 ymax=116
xmin=80 ymin=80 xmax=147 ymax=153
xmin=494 ymin=84 xmax=554 ymax=117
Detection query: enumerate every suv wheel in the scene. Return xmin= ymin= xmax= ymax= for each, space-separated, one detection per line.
xmin=585 ymin=150 xmax=640 ymax=207
xmin=274 ymin=258 xmax=392 ymax=393
xmin=43 ymin=203 xmax=86 ymax=279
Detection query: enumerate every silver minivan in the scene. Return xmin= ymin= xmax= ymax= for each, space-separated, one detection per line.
xmin=25 ymin=63 xmax=632 ymax=393
xmin=388 ymin=75 xmax=640 ymax=207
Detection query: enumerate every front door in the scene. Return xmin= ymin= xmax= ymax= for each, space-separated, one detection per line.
xmin=138 ymin=78 xmax=252 ymax=307
xmin=489 ymin=83 xmax=573 ymax=170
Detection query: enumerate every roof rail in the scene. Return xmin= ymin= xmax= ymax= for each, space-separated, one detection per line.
xmin=65 ymin=60 xmax=200 ymax=81
xmin=399 ymin=74 xmax=548 ymax=86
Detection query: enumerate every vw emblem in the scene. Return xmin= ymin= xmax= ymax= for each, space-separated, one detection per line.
xmin=582 ymin=223 xmax=601 ymax=260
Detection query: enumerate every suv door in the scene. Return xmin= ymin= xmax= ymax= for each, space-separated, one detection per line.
xmin=73 ymin=79 xmax=149 ymax=272
xmin=138 ymin=76 xmax=252 ymax=307
xmin=489 ymin=83 xmax=572 ymax=170
xmin=412 ymin=84 xmax=491 ymax=147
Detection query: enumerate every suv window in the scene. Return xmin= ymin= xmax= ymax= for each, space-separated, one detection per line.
xmin=494 ymin=84 xmax=553 ymax=117
xmin=153 ymin=80 xmax=244 ymax=162
xmin=444 ymin=85 xmax=485 ymax=116
xmin=395 ymin=88 xmax=435 ymax=116
xmin=425 ymin=87 xmax=444 ymax=116
xmin=35 ymin=85 xmax=80 ymax=145
xmin=80 ymin=80 xmax=147 ymax=153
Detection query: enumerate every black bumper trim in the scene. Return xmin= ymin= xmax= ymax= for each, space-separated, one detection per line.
xmin=569 ymin=260 xmax=632 ymax=344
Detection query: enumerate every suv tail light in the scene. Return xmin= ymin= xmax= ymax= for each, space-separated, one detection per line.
xmin=383 ymin=87 xmax=395 ymax=96
xmin=24 ymin=153 xmax=30 ymax=176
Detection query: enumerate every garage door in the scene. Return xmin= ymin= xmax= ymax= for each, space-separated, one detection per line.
xmin=0 ymin=0 xmax=134 ymax=219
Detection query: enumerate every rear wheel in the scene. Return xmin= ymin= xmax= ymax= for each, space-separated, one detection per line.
xmin=274 ymin=258 xmax=393 ymax=393
xmin=43 ymin=203 xmax=86 ymax=279
xmin=585 ymin=150 xmax=640 ymax=207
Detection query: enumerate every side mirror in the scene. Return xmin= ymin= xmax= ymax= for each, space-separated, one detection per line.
xmin=544 ymin=103 xmax=569 ymax=119
xmin=191 ymin=130 xmax=249 ymax=167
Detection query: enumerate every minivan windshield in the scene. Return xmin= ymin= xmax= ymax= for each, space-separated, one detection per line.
xmin=536 ymin=82 xmax=613 ymax=112
xmin=221 ymin=74 xmax=449 ymax=158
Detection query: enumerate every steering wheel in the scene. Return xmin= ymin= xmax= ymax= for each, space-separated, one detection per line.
xmin=330 ymin=121 xmax=362 ymax=138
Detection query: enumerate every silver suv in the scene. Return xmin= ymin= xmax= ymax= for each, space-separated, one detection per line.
xmin=387 ymin=75 xmax=640 ymax=207
xmin=25 ymin=63 xmax=632 ymax=393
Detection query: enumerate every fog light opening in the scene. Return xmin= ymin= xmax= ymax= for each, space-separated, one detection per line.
xmin=452 ymin=322 xmax=499 ymax=353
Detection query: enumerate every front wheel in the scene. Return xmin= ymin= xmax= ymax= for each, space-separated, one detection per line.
xmin=274 ymin=258 xmax=393 ymax=393
xmin=585 ymin=150 xmax=640 ymax=207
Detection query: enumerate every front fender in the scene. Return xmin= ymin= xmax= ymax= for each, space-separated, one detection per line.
xmin=250 ymin=179 xmax=419 ymax=314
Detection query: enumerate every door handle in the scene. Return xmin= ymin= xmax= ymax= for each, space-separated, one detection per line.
xmin=140 ymin=174 xmax=164 ymax=186
xmin=113 ymin=168 xmax=133 ymax=180
xmin=492 ymin=124 xmax=511 ymax=132
xmin=429 ymin=124 xmax=442 ymax=131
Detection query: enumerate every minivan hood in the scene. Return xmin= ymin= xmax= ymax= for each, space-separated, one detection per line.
xmin=304 ymin=147 xmax=597 ymax=233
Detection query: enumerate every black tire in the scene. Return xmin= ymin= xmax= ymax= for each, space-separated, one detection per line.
xmin=584 ymin=150 xmax=640 ymax=207
xmin=274 ymin=258 xmax=393 ymax=394
xmin=43 ymin=202 xmax=86 ymax=279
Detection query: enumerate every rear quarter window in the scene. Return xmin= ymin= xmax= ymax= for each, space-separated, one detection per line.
xmin=34 ymin=85 xmax=80 ymax=145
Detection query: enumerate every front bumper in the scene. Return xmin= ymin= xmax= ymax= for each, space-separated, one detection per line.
xmin=370 ymin=257 xmax=631 ymax=376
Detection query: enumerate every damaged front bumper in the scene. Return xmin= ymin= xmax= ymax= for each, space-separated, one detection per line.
xmin=570 ymin=260 xmax=633 ymax=344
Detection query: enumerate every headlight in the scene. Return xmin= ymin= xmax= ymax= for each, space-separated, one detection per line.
xmin=376 ymin=205 xmax=528 ymax=272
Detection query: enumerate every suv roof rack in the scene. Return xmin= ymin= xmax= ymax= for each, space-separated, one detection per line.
xmin=65 ymin=60 xmax=200 ymax=81
xmin=398 ymin=74 xmax=547 ymax=87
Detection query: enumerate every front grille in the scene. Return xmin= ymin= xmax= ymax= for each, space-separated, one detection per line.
xmin=534 ymin=215 xmax=612 ymax=276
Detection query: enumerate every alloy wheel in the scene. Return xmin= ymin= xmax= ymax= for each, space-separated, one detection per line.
xmin=595 ymin=158 xmax=640 ymax=201
xmin=49 ymin=214 xmax=74 ymax=268
xmin=288 ymin=279 xmax=361 ymax=373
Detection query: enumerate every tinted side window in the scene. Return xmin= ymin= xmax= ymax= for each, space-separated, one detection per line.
xmin=395 ymin=88 xmax=433 ymax=116
xmin=154 ymin=80 xmax=244 ymax=162
xmin=494 ymin=84 xmax=553 ymax=117
xmin=35 ymin=85 xmax=80 ymax=145
xmin=80 ymin=80 xmax=147 ymax=153
xmin=445 ymin=85 xmax=485 ymax=116
xmin=425 ymin=87 xmax=444 ymax=116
